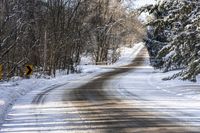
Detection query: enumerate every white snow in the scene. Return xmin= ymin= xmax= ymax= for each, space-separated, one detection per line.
xmin=113 ymin=42 xmax=144 ymax=66
xmin=0 ymin=74 xmax=89 ymax=125
xmin=0 ymin=42 xmax=144 ymax=126
xmin=79 ymin=55 xmax=93 ymax=65
xmin=79 ymin=42 xmax=144 ymax=73
xmin=105 ymin=55 xmax=200 ymax=127
xmin=164 ymin=50 xmax=176 ymax=61
xmin=138 ymin=12 xmax=151 ymax=23
xmin=1 ymin=41 xmax=200 ymax=130
xmin=0 ymin=39 xmax=199 ymax=130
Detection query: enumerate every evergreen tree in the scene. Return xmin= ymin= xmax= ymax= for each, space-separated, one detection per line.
xmin=142 ymin=0 xmax=200 ymax=81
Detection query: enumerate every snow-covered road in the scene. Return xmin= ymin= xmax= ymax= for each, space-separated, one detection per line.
xmin=106 ymin=52 xmax=200 ymax=131
xmin=1 ymin=45 xmax=200 ymax=133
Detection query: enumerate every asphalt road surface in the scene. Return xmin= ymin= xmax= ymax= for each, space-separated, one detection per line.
xmin=1 ymin=48 xmax=200 ymax=133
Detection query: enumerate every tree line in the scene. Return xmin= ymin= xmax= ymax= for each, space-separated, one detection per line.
xmin=0 ymin=0 xmax=143 ymax=79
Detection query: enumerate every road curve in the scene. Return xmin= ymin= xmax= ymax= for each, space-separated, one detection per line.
xmin=62 ymin=48 xmax=198 ymax=133
xmin=1 ymin=48 xmax=200 ymax=133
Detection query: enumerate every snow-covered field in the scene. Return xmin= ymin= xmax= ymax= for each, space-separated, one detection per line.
xmin=0 ymin=43 xmax=144 ymax=125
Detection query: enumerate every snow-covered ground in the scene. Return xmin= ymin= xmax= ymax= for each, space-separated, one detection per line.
xmin=0 ymin=0 xmax=157 ymax=125
xmin=105 ymin=53 xmax=200 ymax=127
xmin=2 ymin=1 xmax=200 ymax=132
xmin=0 ymin=43 xmax=144 ymax=125
xmin=1 ymin=41 xmax=200 ymax=132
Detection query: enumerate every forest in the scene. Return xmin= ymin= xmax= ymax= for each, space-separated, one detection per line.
xmin=0 ymin=0 xmax=144 ymax=79
xmin=143 ymin=0 xmax=200 ymax=81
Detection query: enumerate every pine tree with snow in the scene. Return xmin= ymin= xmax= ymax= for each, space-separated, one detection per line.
xmin=143 ymin=0 xmax=200 ymax=81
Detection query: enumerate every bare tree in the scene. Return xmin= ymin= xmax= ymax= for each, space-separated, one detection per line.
xmin=0 ymin=0 xmax=144 ymax=79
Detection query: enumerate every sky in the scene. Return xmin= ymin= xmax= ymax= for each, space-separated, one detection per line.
xmin=133 ymin=0 xmax=156 ymax=8
xmin=123 ymin=0 xmax=156 ymax=11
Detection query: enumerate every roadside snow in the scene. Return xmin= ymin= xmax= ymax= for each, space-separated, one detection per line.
xmin=0 ymin=42 xmax=144 ymax=125
xmin=149 ymin=70 xmax=200 ymax=100
xmin=79 ymin=42 xmax=144 ymax=73
xmin=0 ymin=74 xmax=89 ymax=125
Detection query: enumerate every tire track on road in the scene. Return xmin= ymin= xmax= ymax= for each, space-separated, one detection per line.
xmin=32 ymin=83 xmax=68 ymax=104
xmin=64 ymin=48 xmax=195 ymax=133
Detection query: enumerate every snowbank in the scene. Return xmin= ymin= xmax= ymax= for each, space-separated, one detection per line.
xmin=0 ymin=74 xmax=89 ymax=125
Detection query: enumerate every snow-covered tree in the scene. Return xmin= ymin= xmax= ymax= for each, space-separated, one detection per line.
xmin=0 ymin=0 xmax=143 ymax=79
xmin=143 ymin=0 xmax=200 ymax=81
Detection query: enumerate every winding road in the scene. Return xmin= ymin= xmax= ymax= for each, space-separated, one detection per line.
xmin=1 ymin=48 xmax=200 ymax=133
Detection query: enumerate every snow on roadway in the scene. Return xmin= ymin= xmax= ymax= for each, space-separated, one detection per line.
xmin=0 ymin=42 xmax=144 ymax=126
xmin=105 ymin=53 xmax=200 ymax=128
